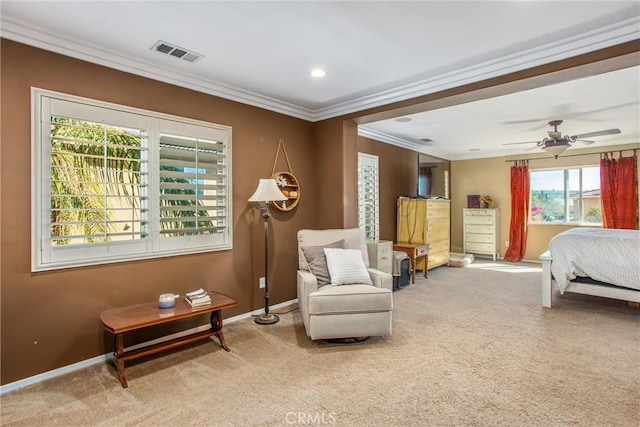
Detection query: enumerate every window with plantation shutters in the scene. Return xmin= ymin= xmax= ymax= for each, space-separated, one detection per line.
xmin=159 ymin=133 xmax=227 ymax=237
xmin=32 ymin=89 xmax=232 ymax=271
xmin=49 ymin=116 xmax=148 ymax=246
xmin=358 ymin=153 xmax=379 ymax=242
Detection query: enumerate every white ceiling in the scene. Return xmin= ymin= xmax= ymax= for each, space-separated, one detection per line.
xmin=1 ymin=1 xmax=639 ymax=160
xmin=362 ymin=65 xmax=640 ymax=160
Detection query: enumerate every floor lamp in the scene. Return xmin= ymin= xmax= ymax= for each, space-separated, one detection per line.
xmin=248 ymin=179 xmax=287 ymax=325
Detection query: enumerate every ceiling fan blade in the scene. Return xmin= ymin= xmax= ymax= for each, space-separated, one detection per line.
xmin=574 ymin=139 xmax=595 ymax=145
xmin=571 ymin=128 xmax=621 ymax=139
xmin=525 ymin=145 xmax=541 ymax=152
xmin=501 ymin=104 xmax=573 ymax=127
xmin=502 ymin=140 xmax=540 ymax=146
xmin=502 ymin=118 xmax=548 ymax=125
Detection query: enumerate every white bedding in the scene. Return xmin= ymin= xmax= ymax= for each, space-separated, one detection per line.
xmin=549 ymin=228 xmax=640 ymax=293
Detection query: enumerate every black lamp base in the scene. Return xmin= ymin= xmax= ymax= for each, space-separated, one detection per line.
xmin=254 ymin=313 xmax=280 ymax=325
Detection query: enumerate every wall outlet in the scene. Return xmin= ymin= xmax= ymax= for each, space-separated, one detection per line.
xmin=505 ymin=240 xmax=509 ymax=248
xmin=259 ymin=277 xmax=265 ymax=289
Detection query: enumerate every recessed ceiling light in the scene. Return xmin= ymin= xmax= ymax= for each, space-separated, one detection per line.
xmin=310 ymin=68 xmax=326 ymax=78
xmin=395 ymin=117 xmax=412 ymax=123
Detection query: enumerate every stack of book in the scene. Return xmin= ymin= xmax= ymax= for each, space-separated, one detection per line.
xmin=185 ymin=288 xmax=211 ymax=308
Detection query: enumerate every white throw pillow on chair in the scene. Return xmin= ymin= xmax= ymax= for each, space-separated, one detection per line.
xmin=323 ymin=248 xmax=373 ymax=286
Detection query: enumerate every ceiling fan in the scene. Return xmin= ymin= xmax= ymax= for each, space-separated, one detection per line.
xmin=503 ymin=120 xmax=621 ymax=158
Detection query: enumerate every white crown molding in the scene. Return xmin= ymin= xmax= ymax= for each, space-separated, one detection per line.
xmin=358 ymin=127 xmax=452 ymax=160
xmin=315 ymin=17 xmax=640 ymax=121
xmin=357 ymin=126 xmax=562 ymax=161
xmin=448 ymin=149 xmax=530 ymax=162
xmin=358 ymin=127 xmax=531 ymax=161
xmin=0 ymin=16 xmax=316 ymax=121
xmin=1 ymin=15 xmax=638 ymax=123
xmin=357 ymin=129 xmax=640 ymax=162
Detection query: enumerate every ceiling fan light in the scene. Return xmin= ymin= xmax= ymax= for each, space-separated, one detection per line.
xmin=542 ymin=143 xmax=569 ymax=158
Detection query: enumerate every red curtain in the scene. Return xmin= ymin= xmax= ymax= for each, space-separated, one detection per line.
xmin=600 ymin=151 xmax=638 ymax=229
xmin=504 ymin=160 xmax=530 ymax=262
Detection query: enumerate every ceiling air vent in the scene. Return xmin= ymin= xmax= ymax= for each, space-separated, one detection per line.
xmin=152 ymin=41 xmax=202 ymax=63
xmin=420 ymin=138 xmax=434 ymax=143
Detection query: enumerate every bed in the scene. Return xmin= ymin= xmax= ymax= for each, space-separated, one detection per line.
xmin=540 ymin=227 xmax=640 ymax=307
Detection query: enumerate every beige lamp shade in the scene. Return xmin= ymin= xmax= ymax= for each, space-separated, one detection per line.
xmin=248 ymin=179 xmax=288 ymax=202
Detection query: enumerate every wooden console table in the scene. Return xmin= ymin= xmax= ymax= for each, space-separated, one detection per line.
xmin=393 ymin=242 xmax=429 ymax=283
xmin=100 ymin=291 xmax=237 ymax=388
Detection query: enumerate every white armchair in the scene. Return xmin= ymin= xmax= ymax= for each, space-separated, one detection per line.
xmin=297 ymin=228 xmax=393 ymax=341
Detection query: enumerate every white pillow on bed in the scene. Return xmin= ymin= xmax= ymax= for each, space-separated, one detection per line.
xmin=323 ymin=248 xmax=373 ymax=286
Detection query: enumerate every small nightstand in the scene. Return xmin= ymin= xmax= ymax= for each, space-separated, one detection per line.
xmin=393 ymin=242 xmax=429 ymax=283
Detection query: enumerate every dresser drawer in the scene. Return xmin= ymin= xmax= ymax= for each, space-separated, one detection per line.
xmin=427 ymin=219 xmax=450 ymax=241
xmin=428 ymin=239 xmax=450 ymax=254
xmin=464 ymin=214 xmax=494 ymax=225
xmin=415 ymin=245 xmax=428 ymax=257
xmin=428 ymin=251 xmax=450 ymax=269
xmin=465 ymin=242 xmax=495 ymax=253
xmin=376 ymin=255 xmax=392 ymax=274
xmin=465 ymin=224 xmax=494 ymax=234
xmin=426 ymin=201 xmax=450 ymax=219
xmin=465 ymin=233 xmax=494 ymax=243
xmin=464 ymin=208 xmax=495 ymax=216
xmin=427 ymin=208 xmax=449 ymax=220
xmin=378 ymin=243 xmax=392 ymax=257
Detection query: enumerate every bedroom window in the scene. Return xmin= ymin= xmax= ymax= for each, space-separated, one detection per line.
xmin=32 ymin=89 xmax=232 ymax=271
xmin=358 ymin=153 xmax=379 ymax=241
xmin=529 ymin=166 xmax=601 ymax=225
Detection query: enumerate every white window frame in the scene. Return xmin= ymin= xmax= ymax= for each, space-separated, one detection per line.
xmin=32 ymin=88 xmax=233 ymax=271
xmin=358 ymin=153 xmax=379 ymax=242
xmin=529 ymin=164 xmax=601 ymax=226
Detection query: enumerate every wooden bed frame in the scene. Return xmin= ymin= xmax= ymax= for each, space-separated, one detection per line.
xmin=540 ymin=250 xmax=640 ymax=308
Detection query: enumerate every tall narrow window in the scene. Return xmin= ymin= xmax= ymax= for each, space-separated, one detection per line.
xmin=33 ymin=89 xmax=232 ymax=271
xmin=358 ymin=153 xmax=379 ymax=241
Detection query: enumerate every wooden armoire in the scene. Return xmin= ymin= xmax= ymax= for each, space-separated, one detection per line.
xmin=396 ymin=198 xmax=451 ymax=270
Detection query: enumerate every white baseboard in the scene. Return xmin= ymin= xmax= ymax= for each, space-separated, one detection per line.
xmin=0 ymin=298 xmax=298 ymax=395
xmin=0 ymin=353 xmax=112 ymax=395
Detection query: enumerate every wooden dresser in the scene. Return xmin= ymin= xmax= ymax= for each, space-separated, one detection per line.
xmin=396 ymin=198 xmax=450 ymax=270
xmin=463 ymin=208 xmax=500 ymax=261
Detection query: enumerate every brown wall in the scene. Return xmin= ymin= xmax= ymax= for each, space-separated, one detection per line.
xmin=3 ymin=37 xmax=638 ymax=386
xmin=0 ymin=40 xmax=323 ymax=384
xmin=450 ymin=143 xmax=640 ymax=261
xmin=311 ymin=118 xmax=346 ymax=229
xmin=311 ymin=119 xmax=362 ymax=230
